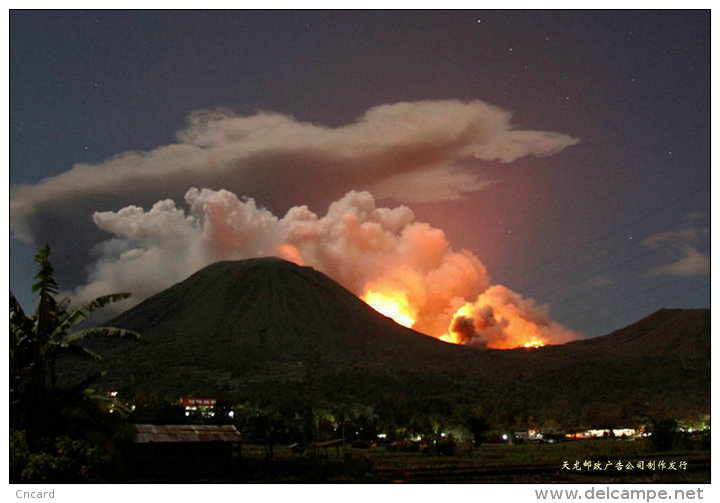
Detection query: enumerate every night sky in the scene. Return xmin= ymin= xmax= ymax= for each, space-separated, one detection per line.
xmin=9 ymin=10 xmax=710 ymax=340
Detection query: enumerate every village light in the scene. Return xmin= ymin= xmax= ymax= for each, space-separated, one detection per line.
xmin=502 ymin=434 xmax=508 ymax=441
xmin=228 ymin=410 xmax=234 ymax=418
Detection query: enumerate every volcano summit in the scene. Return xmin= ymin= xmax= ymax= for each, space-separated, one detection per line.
xmin=62 ymin=258 xmax=709 ymax=425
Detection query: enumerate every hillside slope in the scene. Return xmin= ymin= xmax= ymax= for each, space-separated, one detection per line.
xmin=59 ymin=258 xmax=710 ymax=426
xmin=66 ymin=258 xmax=477 ymax=390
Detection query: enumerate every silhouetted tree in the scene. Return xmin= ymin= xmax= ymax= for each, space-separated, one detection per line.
xmin=467 ymin=411 xmax=490 ymax=446
xmin=10 ymin=245 xmax=142 ymax=481
xmin=213 ymin=398 xmax=233 ymax=425
xmin=650 ymin=418 xmax=679 ymax=452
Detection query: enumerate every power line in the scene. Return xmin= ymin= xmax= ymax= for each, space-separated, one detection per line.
xmin=542 ymin=245 xmax=708 ymax=310
xmin=497 ymin=184 xmax=709 ymax=291
xmin=558 ymin=275 xmax=709 ymax=329
xmin=518 ymin=232 xmax=708 ymax=305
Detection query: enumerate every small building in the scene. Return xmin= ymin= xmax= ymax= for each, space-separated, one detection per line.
xmin=129 ymin=424 xmax=243 ymax=481
xmin=514 ymin=429 xmax=543 ymax=442
xmin=541 ymin=427 xmax=566 ymax=443
xmin=308 ymin=438 xmax=344 ymax=457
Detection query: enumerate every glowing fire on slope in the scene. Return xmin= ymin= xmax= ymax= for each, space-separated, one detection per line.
xmin=362 ymin=289 xmax=417 ymax=328
xmin=361 ymin=284 xmax=560 ymax=350
xmin=442 ymin=323 xmax=547 ymax=349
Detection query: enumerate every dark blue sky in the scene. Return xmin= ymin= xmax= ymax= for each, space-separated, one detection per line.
xmin=9 ymin=10 xmax=710 ymax=337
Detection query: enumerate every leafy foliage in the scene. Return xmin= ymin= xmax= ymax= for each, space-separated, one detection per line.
xmin=649 ymin=418 xmax=679 ymax=452
xmin=11 ymin=245 xmax=142 ymax=433
xmin=9 ymin=245 xmax=142 ymax=482
xmin=10 ymin=429 xmax=113 ymax=483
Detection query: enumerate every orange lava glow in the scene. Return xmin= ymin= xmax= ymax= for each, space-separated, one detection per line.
xmin=361 ymin=280 xmax=568 ymax=350
xmin=438 ymin=333 xmax=460 ymax=344
xmin=362 ymin=289 xmax=416 ymax=328
xmin=441 ymin=284 xmax=564 ymax=349
xmin=274 ymin=244 xmax=305 ymax=265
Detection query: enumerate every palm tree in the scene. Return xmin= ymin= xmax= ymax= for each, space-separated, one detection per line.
xmin=10 ymin=245 xmax=142 ymax=438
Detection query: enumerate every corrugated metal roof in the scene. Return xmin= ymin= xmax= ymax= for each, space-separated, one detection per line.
xmin=309 ymin=439 xmax=343 ymax=447
xmin=133 ymin=424 xmax=242 ymax=443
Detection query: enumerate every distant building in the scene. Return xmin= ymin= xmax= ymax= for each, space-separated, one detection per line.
xmin=514 ymin=429 xmax=543 ymax=442
xmin=178 ymin=396 xmax=217 ymax=419
xmin=565 ymin=428 xmax=639 ymax=439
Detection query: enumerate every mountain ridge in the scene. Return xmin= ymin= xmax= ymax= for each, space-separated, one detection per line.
xmin=60 ymin=257 xmax=710 ymax=426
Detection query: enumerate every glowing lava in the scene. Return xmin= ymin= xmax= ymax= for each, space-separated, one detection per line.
xmin=439 ymin=333 xmax=460 ymax=344
xmin=523 ymin=339 xmax=545 ymax=349
xmin=362 ymin=289 xmax=416 ymax=328
xmin=361 ymin=280 xmax=571 ymax=349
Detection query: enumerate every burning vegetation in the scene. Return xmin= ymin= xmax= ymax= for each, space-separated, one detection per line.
xmin=363 ymin=280 xmax=567 ymax=349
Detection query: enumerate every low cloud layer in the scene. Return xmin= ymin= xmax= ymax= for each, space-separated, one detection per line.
xmin=643 ymin=227 xmax=710 ymax=277
xmin=11 ymin=100 xmax=577 ymax=260
xmin=72 ymin=187 xmax=578 ymax=347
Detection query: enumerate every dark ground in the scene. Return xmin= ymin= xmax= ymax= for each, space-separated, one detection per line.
xmin=126 ymin=438 xmax=710 ymax=484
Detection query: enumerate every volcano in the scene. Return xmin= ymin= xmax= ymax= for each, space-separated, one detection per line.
xmin=65 ymin=258 xmax=480 ymax=397
xmin=61 ymin=258 xmax=710 ymax=424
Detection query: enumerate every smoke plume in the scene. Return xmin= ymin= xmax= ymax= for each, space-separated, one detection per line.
xmin=446 ymin=285 xmax=578 ymax=348
xmin=10 ymin=99 xmax=578 ymax=287
xmin=73 ymin=187 xmax=579 ymax=348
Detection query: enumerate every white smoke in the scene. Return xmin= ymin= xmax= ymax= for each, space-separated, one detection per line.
xmin=72 ymin=187 xmax=579 ymax=348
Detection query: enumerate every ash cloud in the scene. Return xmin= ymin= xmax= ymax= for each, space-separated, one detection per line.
xmin=11 ymin=99 xmax=580 ymax=345
xmin=11 ymin=99 xmax=577 ymax=286
xmin=449 ymin=312 xmax=499 ymax=348
xmin=71 ymin=187 xmax=578 ymax=348
xmin=74 ymin=189 xmax=490 ymax=334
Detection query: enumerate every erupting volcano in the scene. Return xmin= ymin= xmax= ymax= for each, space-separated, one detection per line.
xmin=70 ymin=188 xmax=578 ymax=350
xmin=64 ymin=257 xmax=711 ymax=422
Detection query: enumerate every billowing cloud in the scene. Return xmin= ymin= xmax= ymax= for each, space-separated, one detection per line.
xmin=71 ymin=187 xmax=577 ymax=348
xmin=445 ymin=285 xmax=579 ymax=348
xmin=74 ymin=189 xmax=488 ymax=330
xmin=11 ymin=98 xmax=579 ymax=347
xmin=643 ymin=227 xmax=710 ymax=277
xmin=11 ymin=99 xmax=578 ymax=249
